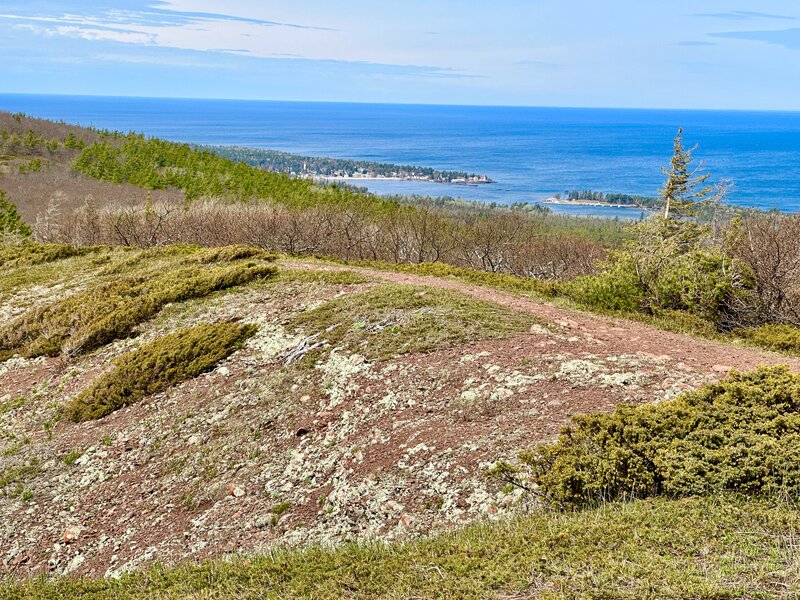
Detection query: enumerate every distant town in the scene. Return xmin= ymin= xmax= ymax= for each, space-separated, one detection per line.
xmin=209 ymin=146 xmax=494 ymax=185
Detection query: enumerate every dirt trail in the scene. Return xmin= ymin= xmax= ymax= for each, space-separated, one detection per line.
xmin=287 ymin=261 xmax=800 ymax=375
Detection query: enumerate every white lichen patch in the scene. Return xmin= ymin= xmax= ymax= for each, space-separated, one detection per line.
xmin=317 ymin=352 xmax=371 ymax=410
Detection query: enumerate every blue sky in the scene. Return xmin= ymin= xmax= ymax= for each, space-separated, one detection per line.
xmin=2 ymin=1 xmax=800 ymax=109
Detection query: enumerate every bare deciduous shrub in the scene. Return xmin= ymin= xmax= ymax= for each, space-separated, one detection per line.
xmin=726 ymin=213 xmax=800 ymax=325
xmin=36 ymin=199 xmax=606 ymax=281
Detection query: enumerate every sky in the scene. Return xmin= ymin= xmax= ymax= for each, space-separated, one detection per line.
xmin=2 ymin=1 xmax=800 ymax=109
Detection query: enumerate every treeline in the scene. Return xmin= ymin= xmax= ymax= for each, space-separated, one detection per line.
xmin=73 ymin=134 xmax=391 ymax=207
xmin=209 ymin=146 xmax=493 ymax=184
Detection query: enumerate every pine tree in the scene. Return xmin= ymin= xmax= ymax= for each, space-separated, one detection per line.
xmin=660 ymin=128 xmax=712 ymax=219
xmin=0 ymin=191 xmax=32 ymax=237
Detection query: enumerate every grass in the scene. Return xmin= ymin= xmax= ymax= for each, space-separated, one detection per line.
xmin=0 ymin=461 xmax=40 ymax=493
xmin=289 ymin=283 xmax=537 ymax=362
xmin=4 ymin=494 xmax=799 ymax=598
xmin=276 ymin=268 xmax=372 ymax=286
xmin=0 ymin=259 xmax=275 ymax=360
xmin=66 ymin=321 xmax=258 ymax=422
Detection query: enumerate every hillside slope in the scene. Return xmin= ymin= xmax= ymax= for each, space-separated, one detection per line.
xmin=1 ymin=244 xmax=797 ymax=582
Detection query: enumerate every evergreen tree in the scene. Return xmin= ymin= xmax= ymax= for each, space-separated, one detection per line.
xmin=660 ymin=128 xmax=712 ymax=219
xmin=0 ymin=191 xmax=32 ymax=237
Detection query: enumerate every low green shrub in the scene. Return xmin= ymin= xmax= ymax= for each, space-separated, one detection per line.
xmin=66 ymin=321 xmax=257 ymax=422
xmin=0 ymin=262 xmax=275 ymax=359
xmin=566 ymin=258 xmax=642 ymax=313
xmin=194 ymin=245 xmax=275 ymax=264
xmin=735 ymin=324 xmax=800 ymax=355
xmin=0 ymin=243 xmax=100 ymax=268
xmin=490 ymin=366 xmax=800 ymax=507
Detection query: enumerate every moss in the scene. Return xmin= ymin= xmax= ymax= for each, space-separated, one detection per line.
xmin=4 ymin=495 xmax=800 ymax=598
xmin=289 ymin=283 xmax=536 ymax=362
xmin=0 ymin=262 xmax=275 ymax=359
xmin=66 ymin=321 xmax=258 ymax=422
xmin=490 ymin=366 xmax=800 ymax=507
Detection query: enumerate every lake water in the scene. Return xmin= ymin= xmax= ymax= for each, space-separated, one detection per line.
xmin=2 ymin=93 xmax=800 ymax=218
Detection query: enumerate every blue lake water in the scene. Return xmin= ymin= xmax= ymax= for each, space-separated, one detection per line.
xmin=2 ymin=93 xmax=800 ymax=218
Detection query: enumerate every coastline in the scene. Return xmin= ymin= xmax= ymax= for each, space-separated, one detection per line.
xmin=322 ymin=175 xmax=492 ymax=186
xmin=540 ymin=198 xmax=648 ymax=210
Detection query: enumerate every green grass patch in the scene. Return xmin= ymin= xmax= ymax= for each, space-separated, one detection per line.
xmin=4 ymin=494 xmax=799 ymax=598
xmin=322 ymin=258 xmax=562 ymax=297
xmin=0 ymin=261 xmax=275 ymax=360
xmin=61 ymin=448 xmax=82 ymax=465
xmin=289 ymin=283 xmax=536 ymax=362
xmin=276 ymin=268 xmax=371 ymax=286
xmin=0 ymin=396 xmax=26 ymax=415
xmin=66 ymin=321 xmax=258 ymax=422
xmin=490 ymin=366 xmax=800 ymax=508
xmin=0 ymin=461 xmax=40 ymax=493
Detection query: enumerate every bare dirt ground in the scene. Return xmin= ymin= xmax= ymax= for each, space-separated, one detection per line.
xmin=1 ymin=263 xmax=797 ymax=580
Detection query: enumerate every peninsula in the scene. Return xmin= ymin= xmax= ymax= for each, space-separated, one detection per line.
xmin=209 ymin=145 xmax=494 ymax=185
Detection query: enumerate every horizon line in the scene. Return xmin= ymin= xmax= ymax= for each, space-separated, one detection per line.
xmin=2 ymin=91 xmax=800 ymax=115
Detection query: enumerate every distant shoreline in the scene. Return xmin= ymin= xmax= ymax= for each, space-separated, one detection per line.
xmin=323 ymin=175 xmax=493 ymax=186
xmin=540 ymin=198 xmax=649 ymax=210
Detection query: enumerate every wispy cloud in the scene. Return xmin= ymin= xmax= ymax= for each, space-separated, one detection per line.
xmin=691 ymin=11 xmax=796 ymax=21
xmin=711 ymin=28 xmax=800 ymax=50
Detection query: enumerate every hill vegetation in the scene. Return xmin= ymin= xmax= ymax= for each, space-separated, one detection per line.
xmin=3 ymin=113 xmax=800 ymax=597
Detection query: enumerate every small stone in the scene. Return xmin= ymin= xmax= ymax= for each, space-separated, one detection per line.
xmin=712 ymin=364 xmax=733 ymax=373
xmin=63 ymin=527 xmax=81 ymax=544
xmin=295 ymin=427 xmax=310 ymax=438
xmin=228 ymin=483 xmax=245 ymax=498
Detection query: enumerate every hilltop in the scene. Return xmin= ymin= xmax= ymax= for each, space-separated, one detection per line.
xmin=2 ymin=113 xmax=800 ymax=597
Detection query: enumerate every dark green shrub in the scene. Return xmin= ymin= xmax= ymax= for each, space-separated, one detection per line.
xmin=567 ymin=256 xmax=642 ymax=312
xmin=490 ymin=366 xmax=800 ymax=507
xmin=67 ymin=321 xmax=257 ymax=422
xmin=0 ymin=191 xmax=32 ymax=238
xmin=0 ymin=262 xmax=275 ymax=359
xmin=735 ymin=324 xmax=800 ymax=355
xmin=564 ymin=218 xmax=752 ymax=326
